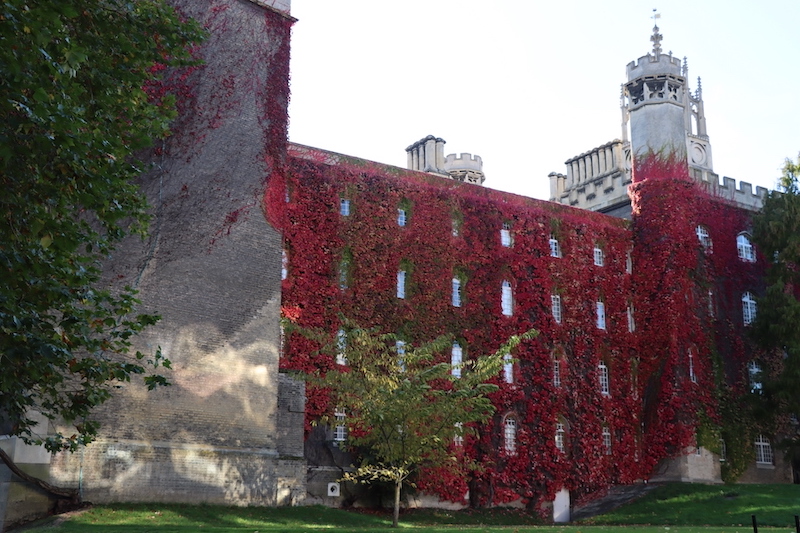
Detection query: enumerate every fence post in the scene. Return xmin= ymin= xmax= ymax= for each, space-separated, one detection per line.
xmin=751 ymin=514 xmax=758 ymax=533
xmin=794 ymin=514 xmax=799 ymax=533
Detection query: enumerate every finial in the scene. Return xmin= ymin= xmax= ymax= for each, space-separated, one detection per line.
xmin=682 ymin=56 xmax=688 ymax=77
xmin=650 ymin=10 xmax=662 ymax=57
xmin=696 ymin=76 xmax=702 ymax=97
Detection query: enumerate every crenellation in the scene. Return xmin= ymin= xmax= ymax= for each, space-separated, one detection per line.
xmin=689 ymin=168 xmax=769 ymax=211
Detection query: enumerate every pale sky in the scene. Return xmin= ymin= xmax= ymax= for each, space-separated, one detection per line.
xmin=288 ymin=1 xmax=800 ymax=201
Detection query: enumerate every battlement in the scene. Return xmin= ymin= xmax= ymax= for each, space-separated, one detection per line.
xmin=690 ymin=168 xmax=769 ymax=211
xmin=444 ymin=153 xmax=483 ymax=172
xmin=627 ymin=52 xmax=682 ymax=80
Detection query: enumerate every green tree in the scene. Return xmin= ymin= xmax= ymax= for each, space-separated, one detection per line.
xmin=750 ymin=153 xmax=800 ymax=470
xmin=290 ymin=318 xmax=535 ymax=528
xmin=0 ymin=0 xmax=204 ymax=461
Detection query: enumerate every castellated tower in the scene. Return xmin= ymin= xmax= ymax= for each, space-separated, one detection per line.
xmin=622 ymin=23 xmax=712 ymax=180
xmin=406 ymin=135 xmax=486 ymax=185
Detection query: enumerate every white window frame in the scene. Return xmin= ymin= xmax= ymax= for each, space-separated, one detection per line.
xmin=755 ymin=434 xmax=774 ymax=464
xmin=396 ymin=340 xmax=405 ymax=371
xmin=333 ymin=408 xmax=347 ymax=442
xmin=553 ymin=358 xmax=561 ymax=388
xmin=451 ymin=342 xmax=462 ymax=378
xmin=281 ymin=249 xmax=288 ymax=280
xmin=549 ymin=236 xmax=561 ymax=258
xmin=688 ymin=348 xmax=697 ymax=383
xmin=397 ymin=208 xmax=407 ymax=227
xmin=339 ymin=198 xmax=350 ymax=216
xmin=501 ymin=222 xmax=512 ymax=247
xmin=627 ymin=304 xmax=635 ymax=333
xmin=596 ymin=300 xmax=606 ymax=330
xmin=719 ymin=439 xmax=727 ymax=462
xmin=602 ymin=427 xmax=612 ymax=455
xmin=339 ymin=259 xmax=349 ymax=290
xmin=593 ymin=246 xmax=604 ymax=267
xmin=454 ymin=422 xmax=464 ymax=447
xmin=598 ymin=362 xmax=610 ymax=395
xmin=742 ymin=291 xmax=756 ymax=325
xmin=737 ymin=233 xmax=755 ymax=262
xmin=397 ymin=270 xmax=406 ymax=299
xmin=504 ymin=416 xmax=517 ymax=454
xmin=452 ymin=277 xmax=462 ymax=307
xmin=555 ymin=422 xmax=565 ymax=453
xmin=696 ymin=225 xmax=712 ymax=251
xmin=748 ymin=360 xmax=762 ymax=393
xmin=626 ymin=251 xmax=633 ymax=274
xmin=503 ymin=353 xmax=513 ymax=384
xmin=501 ymin=280 xmax=513 ymax=316
xmin=336 ymin=329 xmax=347 ymax=365
xmin=551 ymin=294 xmax=562 ymax=324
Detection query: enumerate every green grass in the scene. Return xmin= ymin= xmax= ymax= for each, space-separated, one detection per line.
xmin=17 ymin=483 xmax=800 ymax=532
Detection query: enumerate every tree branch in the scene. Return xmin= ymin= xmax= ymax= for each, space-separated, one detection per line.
xmin=0 ymin=445 xmax=79 ymax=501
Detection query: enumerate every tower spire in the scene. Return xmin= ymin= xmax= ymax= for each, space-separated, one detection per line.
xmin=650 ymin=10 xmax=662 ymax=57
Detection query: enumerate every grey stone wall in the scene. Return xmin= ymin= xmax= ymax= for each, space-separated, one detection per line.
xmin=48 ymin=0 xmax=304 ymax=505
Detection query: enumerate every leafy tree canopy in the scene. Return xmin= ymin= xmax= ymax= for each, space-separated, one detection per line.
xmin=750 ymin=153 xmax=800 ymax=463
xmin=288 ymin=317 xmax=535 ymax=527
xmin=0 ymin=0 xmax=204 ymax=453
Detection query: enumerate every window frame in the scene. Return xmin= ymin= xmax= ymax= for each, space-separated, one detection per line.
xmin=598 ymin=361 xmax=610 ymax=395
xmin=596 ymin=300 xmax=606 ymax=330
xmin=504 ymin=415 xmax=517 ymax=455
xmin=452 ymin=277 xmax=462 ymax=307
xmin=501 ymin=280 xmax=513 ymax=316
xmin=500 ymin=222 xmax=513 ymax=247
xmin=737 ymin=233 xmax=756 ymax=262
xmin=696 ymin=225 xmax=713 ymax=252
xmin=742 ymin=291 xmax=757 ymax=325
xmin=755 ymin=434 xmax=774 ymax=465
xmin=593 ymin=246 xmax=605 ymax=267
xmin=451 ymin=342 xmax=463 ymax=378
xmin=397 ymin=270 xmax=406 ymax=299
xmin=339 ymin=198 xmax=351 ymax=216
xmin=549 ymin=235 xmax=561 ymax=258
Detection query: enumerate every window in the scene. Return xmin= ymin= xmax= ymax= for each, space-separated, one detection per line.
xmin=719 ymin=439 xmax=727 ymax=462
xmin=396 ymin=340 xmax=405 ymax=371
xmin=598 ymin=362 xmax=610 ymax=395
xmin=555 ymin=422 xmax=565 ymax=453
xmin=596 ymin=300 xmax=606 ymax=330
xmin=452 ymin=277 xmax=462 ymax=307
xmin=602 ymin=427 xmax=612 ymax=455
xmin=336 ymin=329 xmax=347 ymax=365
xmin=451 ymin=216 xmax=461 ymax=237
xmin=397 ymin=208 xmax=407 ymax=227
xmin=339 ymin=198 xmax=350 ymax=216
xmin=748 ymin=360 xmax=762 ymax=393
xmin=501 ymin=222 xmax=512 ymax=247
xmin=454 ymin=422 xmax=464 ymax=447
xmin=737 ymin=233 xmax=755 ymax=262
xmin=549 ymin=235 xmax=561 ymax=258
xmin=742 ymin=291 xmax=756 ymax=325
xmin=626 ymin=250 xmax=633 ymax=274
xmin=696 ymin=225 xmax=712 ymax=251
xmin=553 ymin=359 xmax=561 ymax=388
xmin=551 ymin=294 xmax=563 ymax=324
xmin=333 ymin=408 xmax=347 ymax=443
xmin=397 ymin=270 xmax=406 ymax=299
xmin=281 ymin=249 xmax=288 ymax=280
xmin=338 ymin=259 xmax=349 ymax=290
xmin=755 ymin=434 xmax=774 ymax=465
xmin=503 ymin=353 xmax=513 ymax=384
xmin=504 ymin=416 xmax=517 ymax=454
xmin=708 ymin=289 xmax=716 ymax=317
xmin=501 ymin=280 xmax=513 ymax=316
xmin=451 ymin=342 xmax=462 ymax=378
xmin=688 ymin=348 xmax=697 ymax=383
xmin=627 ymin=304 xmax=635 ymax=333
xmin=593 ymin=246 xmax=604 ymax=267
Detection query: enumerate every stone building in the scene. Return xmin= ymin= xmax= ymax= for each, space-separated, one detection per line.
xmin=2 ymin=4 xmax=794 ymax=530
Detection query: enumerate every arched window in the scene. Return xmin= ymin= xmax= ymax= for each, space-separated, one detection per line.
xmin=596 ymin=300 xmax=606 ymax=330
xmin=397 ymin=270 xmax=406 ymax=299
xmin=696 ymin=225 xmax=712 ymax=251
xmin=555 ymin=422 xmax=566 ymax=453
xmin=742 ymin=291 xmax=757 ymax=325
xmin=598 ymin=362 xmax=610 ymax=395
xmin=551 ymin=294 xmax=563 ymax=324
xmin=602 ymin=427 xmax=612 ymax=455
xmin=503 ymin=353 xmax=513 ymax=384
xmin=501 ymin=280 xmax=513 ymax=316
xmin=451 ymin=342 xmax=463 ymax=378
xmin=336 ymin=329 xmax=347 ymax=365
xmin=452 ymin=277 xmax=462 ymax=307
xmin=504 ymin=416 xmax=517 ymax=454
xmin=737 ymin=233 xmax=755 ymax=262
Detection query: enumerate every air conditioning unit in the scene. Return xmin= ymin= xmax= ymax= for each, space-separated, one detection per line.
xmin=327 ymin=482 xmax=341 ymax=497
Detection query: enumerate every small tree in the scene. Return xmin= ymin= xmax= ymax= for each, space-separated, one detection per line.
xmin=289 ymin=318 xmax=535 ymax=527
xmin=750 ymin=153 xmax=800 ymax=468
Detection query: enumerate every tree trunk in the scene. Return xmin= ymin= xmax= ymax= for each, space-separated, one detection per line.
xmin=392 ymin=478 xmax=401 ymax=528
xmin=0 ymin=445 xmax=79 ymax=501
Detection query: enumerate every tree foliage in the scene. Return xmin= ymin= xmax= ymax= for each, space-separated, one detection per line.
xmin=288 ymin=317 xmax=535 ymax=527
xmin=750 ymin=153 xmax=800 ymax=464
xmin=0 ymin=0 xmax=204 ymax=453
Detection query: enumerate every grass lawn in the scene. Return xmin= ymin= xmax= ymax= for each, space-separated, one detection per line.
xmin=18 ymin=483 xmax=800 ymax=532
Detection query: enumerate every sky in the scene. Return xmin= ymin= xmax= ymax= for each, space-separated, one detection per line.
xmin=287 ymin=1 xmax=800 ymax=201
